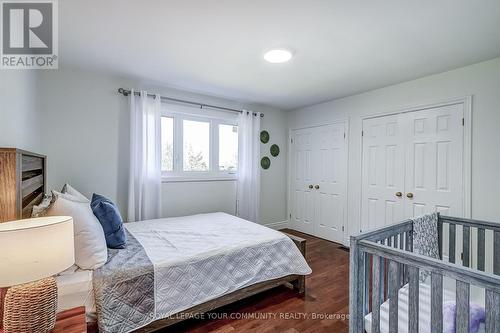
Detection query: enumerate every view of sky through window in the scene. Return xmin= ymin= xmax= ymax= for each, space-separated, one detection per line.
xmin=183 ymin=119 xmax=210 ymax=171
xmin=161 ymin=117 xmax=173 ymax=171
xmin=219 ymin=124 xmax=238 ymax=171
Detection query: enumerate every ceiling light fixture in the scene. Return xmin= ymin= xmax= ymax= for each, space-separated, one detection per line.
xmin=263 ymin=48 xmax=293 ymax=63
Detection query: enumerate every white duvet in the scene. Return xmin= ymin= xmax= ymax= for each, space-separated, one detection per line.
xmin=124 ymin=212 xmax=312 ymax=320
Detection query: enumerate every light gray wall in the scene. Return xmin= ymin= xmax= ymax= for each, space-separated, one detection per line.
xmin=0 ymin=71 xmax=41 ymax=151
xmin=288 ymin=57 xmax=500 ymax=241
xmin=37 ymin=68 xmax=288 ymax=226
xmin=258 ymin=105 xmax=289 ymax=225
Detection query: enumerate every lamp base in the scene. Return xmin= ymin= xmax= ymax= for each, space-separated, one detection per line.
xmin=3 ymin=277 xmax=58 ymax=333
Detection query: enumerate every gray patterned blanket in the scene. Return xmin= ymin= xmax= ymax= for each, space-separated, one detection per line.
xmin=93 ymin=230 xmax=155 ymax=333
xmin=92 ymin=213 xmax=312 ymax=333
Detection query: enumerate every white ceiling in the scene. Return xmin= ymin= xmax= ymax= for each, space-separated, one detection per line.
xmin=60 ymin=1 xmax=500 ymax=110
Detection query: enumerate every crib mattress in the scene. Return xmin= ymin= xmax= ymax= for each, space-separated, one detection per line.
xmin=364 ymin=281 xmax=485 ymax=333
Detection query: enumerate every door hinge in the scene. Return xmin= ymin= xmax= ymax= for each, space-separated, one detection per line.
xmin=290 ymin=138 xmax=293 ymax=144
xmin=462 ymin=118 xmax=465 ymax=126
xmin=342 ymin=226 xmax=345 ymax=232
xmin=361 ymin=130 xmax=364 ymax=136
xmin=344 ymin=132 xmax=346 ymax=139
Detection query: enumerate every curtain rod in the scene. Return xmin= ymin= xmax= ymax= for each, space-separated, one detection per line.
xmin=117 ymin=88 xmax=264 ymax=118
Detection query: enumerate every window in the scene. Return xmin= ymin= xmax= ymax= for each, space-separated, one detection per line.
xmin=219 ymin=124 xmax=238 ymax=171
xmin=183 ymin=120 xmax=210 ymax=171
xmin=161 ymin=117 xmax=173 ymax=172
xmin=160 ymin=110 xmax=239 ymax=181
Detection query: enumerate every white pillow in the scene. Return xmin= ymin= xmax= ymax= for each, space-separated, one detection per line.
xmin=46 ymin=191 xmax=108 ymax=270
xmin=61 ymin=183 xmax=90 ymax=203
xmin=31 ymin=184 xmax=88 ymax=218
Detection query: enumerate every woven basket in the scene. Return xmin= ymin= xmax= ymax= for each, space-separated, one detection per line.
xmin=3 ymin=277 xmax=57 ymax=333
xmin=0 ymin=288 xmax=6 ymax=328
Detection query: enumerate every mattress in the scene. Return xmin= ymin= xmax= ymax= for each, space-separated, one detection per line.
xmin=124 ymin=212 xmax=312 ymax=321
xmin=56 ymin=265 xmax=96 ymax=322
xmin=364 ymin=278 xmax=485 ymax=333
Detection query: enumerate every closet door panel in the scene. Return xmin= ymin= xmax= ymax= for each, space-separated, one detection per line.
xmin=291 ymin=129 xmax=315 ymax=234
xmin=290 ymin=123 xmax=348 ymax=243
xmin=315 ymin=123 xmax=347 ymax=243
xmin=403 ymin=104 xmax=464 ymax=218
xmin=361 ymin=115 xmax=405 ymax=232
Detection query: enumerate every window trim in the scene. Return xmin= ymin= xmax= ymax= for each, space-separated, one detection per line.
xmin=161 ymin=106 xmax=239 ymax=182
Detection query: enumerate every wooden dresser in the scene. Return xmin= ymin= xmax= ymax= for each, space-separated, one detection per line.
xmin=0 ymin=148 xmax=46 ymax=222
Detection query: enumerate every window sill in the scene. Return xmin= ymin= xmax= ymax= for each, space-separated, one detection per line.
xmin=162 ymin=175 xmax=238 ymax=183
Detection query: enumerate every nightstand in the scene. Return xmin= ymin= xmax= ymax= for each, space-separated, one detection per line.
xmin=51 ymin=306 xmax=87 ymax=333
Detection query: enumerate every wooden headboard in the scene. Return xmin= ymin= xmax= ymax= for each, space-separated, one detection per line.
xmin=0 ymin=148 xmax=46 ymax=222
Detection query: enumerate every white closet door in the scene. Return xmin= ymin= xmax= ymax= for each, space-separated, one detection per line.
xmin=361 ymin=115 xmax=406 ymax=232
xmin=315 ymin=123 xmax=347 ymax=243
xmin=290 ymin=123 xmax=347 ymax=243
xmin=361 ymin=103 xmax=465 ymax=232
xmin=403 ymin=104 xmax=464 ymax=217
xmin=290 ymin=127 xmax=316 ymax=235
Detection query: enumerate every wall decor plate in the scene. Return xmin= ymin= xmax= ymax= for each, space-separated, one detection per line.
xmin=270 ymin=144 xmax=280 ymax=157
xmin=261 ymin=156 xmax=271 ymax=169
xmin=260 ymin=130 xmax=270 ymax=144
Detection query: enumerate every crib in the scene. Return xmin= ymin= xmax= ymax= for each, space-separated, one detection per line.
xmin=349 ymin=214 xmax=500 ymax=333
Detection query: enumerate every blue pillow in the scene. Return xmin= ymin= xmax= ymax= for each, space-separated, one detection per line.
xmin=91 ymin=193 xmax=127 ymax=249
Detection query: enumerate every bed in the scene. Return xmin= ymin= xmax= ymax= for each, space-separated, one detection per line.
xmin=57 ymin=212 xmax=311 ymax=333
xmin=349 ymin=214 xmax=500 ymax=333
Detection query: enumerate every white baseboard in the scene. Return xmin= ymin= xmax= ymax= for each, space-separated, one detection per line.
xmin=264 ymin=220 xmax=290 ymax=230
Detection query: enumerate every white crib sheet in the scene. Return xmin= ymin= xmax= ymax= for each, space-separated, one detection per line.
xmin=364 ymin=279 xmax=485 ymax=333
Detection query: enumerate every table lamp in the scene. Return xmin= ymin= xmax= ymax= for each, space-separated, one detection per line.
xmin=0 ymin=216 xmax=74 ymax=333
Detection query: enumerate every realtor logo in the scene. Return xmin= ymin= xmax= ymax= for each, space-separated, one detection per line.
xmin=1 ymin=0 xmax=58 ymax=69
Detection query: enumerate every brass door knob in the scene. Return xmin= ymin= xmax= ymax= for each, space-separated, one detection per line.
xmin=314 ymin=185 xmax=320 ymax=190
xmin=395 ymin=192 xmax=402 ymax=197
xmin=308 ymin=185 xmax=313 ymax=189
xmin=406 ymin=192 xmax=414 ymax=199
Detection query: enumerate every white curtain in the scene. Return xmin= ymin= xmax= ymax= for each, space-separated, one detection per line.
xmin=128 ymin=90 xmax=162 ymax=221
xmin=237 ymin=111 xmax=261 ymax=222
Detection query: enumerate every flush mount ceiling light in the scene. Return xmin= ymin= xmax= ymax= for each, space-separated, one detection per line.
xmin=263 ymin=49 xmax=293 ymax=63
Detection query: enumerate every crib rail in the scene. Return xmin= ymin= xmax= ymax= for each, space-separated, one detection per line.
xmin=439 ymin=215 xmax=500 ymax=274
xmin=349 ymin=215 xmax=500 ymax=333
xmin=355 ymin=219 xmax=413 ymax=243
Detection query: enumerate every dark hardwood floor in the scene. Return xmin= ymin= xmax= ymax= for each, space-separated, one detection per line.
xmin=161 ymin=229 xmax=350 ymax=333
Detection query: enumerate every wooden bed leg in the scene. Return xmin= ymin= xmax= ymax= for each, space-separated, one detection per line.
xmin=292 ymin=275 xmax=306 ymax=294
xmin=282 ymin=232 xmax=307 ymax=295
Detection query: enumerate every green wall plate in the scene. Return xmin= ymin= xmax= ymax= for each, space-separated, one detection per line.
xmin=260 ymin=130 xmax=270 ymax=144
xmin=261 ymin=156 xmax=271 ymax=169
xmin=270 ymin=144 xmax=280 ymax=157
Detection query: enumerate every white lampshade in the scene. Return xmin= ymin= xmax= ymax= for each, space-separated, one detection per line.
xmin=0 ymin=216 xmax=74 ymax=287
